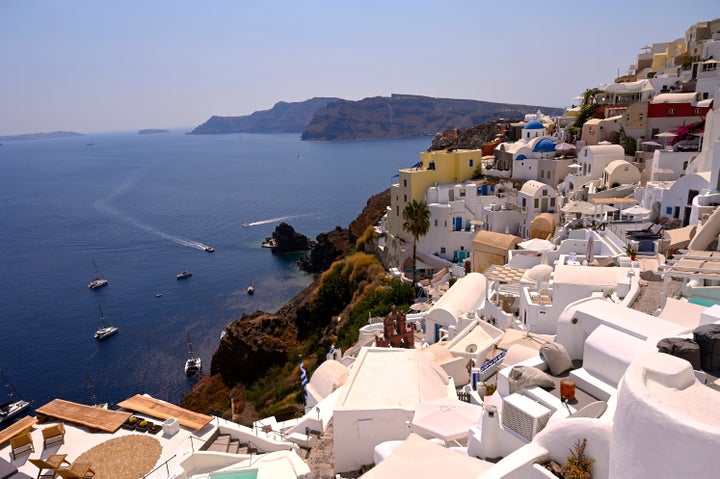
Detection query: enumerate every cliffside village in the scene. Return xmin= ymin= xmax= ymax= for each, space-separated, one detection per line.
xmin=3 ymin=16 xmax=720 ymax=479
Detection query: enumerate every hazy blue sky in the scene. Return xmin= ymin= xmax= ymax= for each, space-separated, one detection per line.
xmin=1 ymin=1 xmax=716 ymax=135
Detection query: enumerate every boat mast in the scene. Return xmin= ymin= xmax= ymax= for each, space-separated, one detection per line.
xmin=1 ymin=369 xmax=19 ymax=402
xmin=92 ymin=259 xmax=102 ymax=278
xmin=85 ymin=369 xmax=100 ymax=405
xmin=187 ymin=331 xmax=195 ymax=358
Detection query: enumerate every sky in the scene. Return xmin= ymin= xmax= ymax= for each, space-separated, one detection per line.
xmin=1 ymin=1 xmax=717 ymax=135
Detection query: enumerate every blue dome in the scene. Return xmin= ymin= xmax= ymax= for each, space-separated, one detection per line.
xmin=515 ymin=154 xmax=527 ymax=161
xmin=524 ymin=120 xmax=544 ymax=130
xmin=533 ymin=138 xmax=556 ymax=153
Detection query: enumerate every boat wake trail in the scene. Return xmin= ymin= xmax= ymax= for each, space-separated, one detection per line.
xmin=94 ymin=170 xmax=209 ymax=251
xmin=242 ymin=213 xmax=319 ymax=228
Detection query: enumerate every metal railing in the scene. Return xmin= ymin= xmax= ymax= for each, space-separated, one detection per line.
xmin=142 ymin=454 xmax=176 ymax=479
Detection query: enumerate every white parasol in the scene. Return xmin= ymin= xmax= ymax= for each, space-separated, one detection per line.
xmin=411 ymin=396 xmax=484 ymax=442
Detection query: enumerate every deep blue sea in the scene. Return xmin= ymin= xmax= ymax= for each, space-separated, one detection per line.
xmin=0 ymin=130 xmax=430 ymax=410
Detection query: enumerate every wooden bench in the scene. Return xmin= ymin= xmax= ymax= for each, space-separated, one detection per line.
xmin=0 ymin=416 xmax=38 ymax=446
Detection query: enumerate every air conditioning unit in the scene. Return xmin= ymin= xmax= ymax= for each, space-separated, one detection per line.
xmin=502 ymin=393 xmax=551 ymax=441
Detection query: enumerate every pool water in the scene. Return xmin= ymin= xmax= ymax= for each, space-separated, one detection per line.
xmin=688 ymin=296 xmax=720 ymax=307
xmin=209 ymin=471 xmax=258 ymax=479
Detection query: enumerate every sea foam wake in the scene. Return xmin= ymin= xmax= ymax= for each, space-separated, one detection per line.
xmin=93 ymin=169 xmax=210 ymax=250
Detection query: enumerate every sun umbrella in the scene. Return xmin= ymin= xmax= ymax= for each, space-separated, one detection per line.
xmin=623 ymin=205 xmax=650 ymax=216
xmin=518 ymin=238 xmax=555 ymax=251
xmin=567 ymin=163 xmax=583 ymax=169
xmin=555 ymin=142 xmax=576 ymax=152
xmin=411 ymin=396 xmax=484 ymax=442
xmin=562 ymin=200 xmax=595 ymax=215
xmin=410 ymin=302 xmax=431 ymax=312
xmin=641 ymin=141 xmax=663 ymax=148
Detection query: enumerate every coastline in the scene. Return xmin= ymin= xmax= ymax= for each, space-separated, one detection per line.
xmin=180 ymin=188 xmax=391 ymax=421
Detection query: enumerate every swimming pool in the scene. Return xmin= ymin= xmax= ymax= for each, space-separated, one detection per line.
xmin=689 ymin=296 xmax=720 ymax=307
xmin=209 ymin=470 xmax=258 ymax=479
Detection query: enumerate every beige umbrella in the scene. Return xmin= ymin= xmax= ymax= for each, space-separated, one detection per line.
xmin=411 ymin=396 xmax=484 ymax=441
xmin=410 ymin=302 xmax=431 ymax=312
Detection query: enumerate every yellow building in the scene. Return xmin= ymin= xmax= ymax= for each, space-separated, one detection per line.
xmin=387 ymin=149 xmax=482 ymax=241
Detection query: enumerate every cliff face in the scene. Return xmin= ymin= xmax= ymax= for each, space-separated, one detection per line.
xmin=301 ymin=94 xmax=564 ymax=141
xmin=189 ymin=97 xmax=340 ymax=134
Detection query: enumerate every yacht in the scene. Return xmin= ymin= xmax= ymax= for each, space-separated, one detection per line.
xmin=0 ymin=370 xmax=30 ymax=425
xmin=88 ymin=259 xmax=108 ymax=289
xmin=177 ymin=271 xmax=193 ymax=280
xmin=204 ymin=246 xmax=215 ymax=252
xmin=94 ymin=306 xmax=119 ymax=340
xmin=185 ymin=332 xmax=202 ymax=376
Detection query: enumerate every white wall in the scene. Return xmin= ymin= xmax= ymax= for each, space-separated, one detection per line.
xmin=333 ymin=407 xmax=412 ymax=473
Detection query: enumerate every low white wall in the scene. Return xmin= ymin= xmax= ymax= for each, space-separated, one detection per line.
xmin=609 ymin=352 xmax=720 ymax=478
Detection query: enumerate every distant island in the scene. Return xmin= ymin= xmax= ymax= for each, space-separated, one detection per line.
xmin=139 ymin=129 xmax=170 ymax=135
xmin=0 ymin=131 xmax=85 ymax=141
xmin=190 ymin=94 xmax=564 ymax=141
xmin=189 ymin=97 xmax=340 ymax=135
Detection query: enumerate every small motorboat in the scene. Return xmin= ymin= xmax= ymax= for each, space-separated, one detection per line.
xmin=247 ymin=284 xmax=255 ymax=295
xmin=177 ymin=271 xmax=193 ymax=280
xmin=204 ymin=246 xmax=215 ymax=253
xmin=155 ymin=292 xmax=163 ymax=298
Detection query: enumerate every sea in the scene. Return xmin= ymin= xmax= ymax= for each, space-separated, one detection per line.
xmin=0 ymin=130 xmax=431 ymax=411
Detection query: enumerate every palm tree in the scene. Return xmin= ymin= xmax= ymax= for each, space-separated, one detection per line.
xmin=402 ymin=199 xmax=430 ymax=285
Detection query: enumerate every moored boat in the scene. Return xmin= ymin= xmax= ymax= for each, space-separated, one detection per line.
xmin=88 ymin=259 xmax=109 ymax=289
xmin=0 ymin=370 xmax=30 ymax=425
xmin=177 ymin=271 xmax=193 ymax=280
xmin=94 ymin=305 xmax=119 ymax=340
xmin=185 ymin=332 xmax=202 ymax=376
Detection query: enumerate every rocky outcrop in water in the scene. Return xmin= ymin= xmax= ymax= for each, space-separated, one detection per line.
xmin=265 ymin=222 xmax=315 ymax=254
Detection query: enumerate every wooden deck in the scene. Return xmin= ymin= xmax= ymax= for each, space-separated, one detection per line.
xmin=35 ymin=399 xmax=132 ymax=433
xmin=0 ymin=416 xmax=37 ymax=445
xmin=117 ymin=394 xmax=212 ymax=431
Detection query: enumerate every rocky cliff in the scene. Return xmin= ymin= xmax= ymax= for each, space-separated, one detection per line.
xmin=188 ymin=97 xmax=340 ymax=134
xmin=301 ymin=94 xmax=564 ymax=141
xmin=180 ymin=189 xmax=392 ymax=420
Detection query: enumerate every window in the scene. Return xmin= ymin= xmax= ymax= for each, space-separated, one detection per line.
xmin=695 ymin=108 xmax=700 ymax=114
xmin=460 ymin=188 xmax=466 ymax=197
xmin=668 ymin=108 xmax=675 ymax=115
xmin=666 ymin=206 xmax=672 ymax=215
xmin=434 ymin=219 xmax=438 ymax=227
xmin=534 ymin=198 xmax=539 ymax=208
xmin=688 ymin=189 xmax=699 ymax=206
xmin=469 ymin=159 xmax=474 ymax=167
xmin=396 ymin=206 xmax=399 ymax=216
xmin=403 ymin=179 xmax=407 ymax=187
xmin=440 ymin=247 xmax=446 ymax=254
xmin=404 ymin=194 xmax=407 ymax=202
xmin=542 ymin=189 xmax=547 ymax=196
xmin=550 ymin=198 xmax=556 ymax=207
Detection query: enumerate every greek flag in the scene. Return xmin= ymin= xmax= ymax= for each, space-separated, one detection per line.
xmin=327 ymin=344 xmax=336 ymax=360
xmin=299 ymin=356 xmax=308 ymax=399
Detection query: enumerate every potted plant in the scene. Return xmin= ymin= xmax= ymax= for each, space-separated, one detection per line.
xmin=626 ymin=244 xmax=637 ymax=260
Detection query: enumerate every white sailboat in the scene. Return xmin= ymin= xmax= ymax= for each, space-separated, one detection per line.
xmin=88 ymin=259 xmax=109 ymax=289
xmin=185 ymin=331 xmax=202 ymax=376
xmin=94 ymin=305 xmax=119 ymax=340
xmin=0 ymin=369 xmax=30 ymax=425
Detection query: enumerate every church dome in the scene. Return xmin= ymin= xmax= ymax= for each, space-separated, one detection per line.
xmin=533 ymin=138 xmax=557 ymax=153
xmin=524 ymin=120 xmax=544 ymax=130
